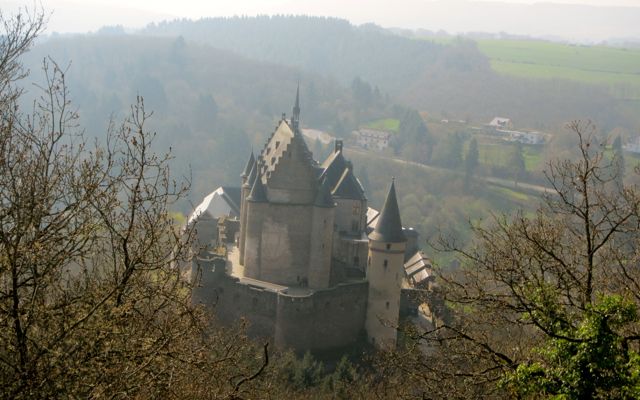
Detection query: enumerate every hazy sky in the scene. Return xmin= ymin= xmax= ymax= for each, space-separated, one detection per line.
xmin=6 ymin=0 xmax=640 ymax=41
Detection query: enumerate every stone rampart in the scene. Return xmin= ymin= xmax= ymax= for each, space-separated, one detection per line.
xmin=193 ymin=262 xmax=368 ymax=352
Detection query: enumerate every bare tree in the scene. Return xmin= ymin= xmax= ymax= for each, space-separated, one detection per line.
xmin=0 ymin=7 xmax=45 ymax=107
xmin=0 ymin=10 xmax=273 ymax=399
xmin=383 ymin=121 xmax=640 ymax=399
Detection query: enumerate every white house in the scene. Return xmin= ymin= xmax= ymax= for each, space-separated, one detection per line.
xmin=353 ymin=128 xmax=392 ymax=151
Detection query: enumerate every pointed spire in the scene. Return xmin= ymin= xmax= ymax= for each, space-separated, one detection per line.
xmin=244 ymin=162 xmax=257 ymax=188
xmin=247 ymin=173 xmax=268 ymax=202
xmin=292 ymin=82 xmax=300 ymax=131
xmin=241 ymin=150 xmax=255 ymax=178
xmin=370 ymin=179 xmax=406 ymax=243
xmin=314 ymin=177 xmax=335 ymax=208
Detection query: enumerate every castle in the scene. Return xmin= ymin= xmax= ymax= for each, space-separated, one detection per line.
xmin=189 ymin=89 xmax=434 ymax=351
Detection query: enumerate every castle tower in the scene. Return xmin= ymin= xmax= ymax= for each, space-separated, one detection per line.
xmin=238 ymin=151 xmax=255 ymax=265
xmin=243 ymin=164 xmax=268 ymax=279
xmin=365 ymin=179 xmax=407 ymax=349
xmin=307 ymin=178 xmax=336 ymax=288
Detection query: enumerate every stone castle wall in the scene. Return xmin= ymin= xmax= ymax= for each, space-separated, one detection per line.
xmin=333 ymin=198 xmax=366 ymax=235
xmin=274 ymin=281 xmax=368 ymax=350
xmin=258 ymin=203 xmax=313 ymax=286
xmin=245 ymin=201 xmax=335 ymax=288
xmin=192 ymin=258 xmax=368 ymax=351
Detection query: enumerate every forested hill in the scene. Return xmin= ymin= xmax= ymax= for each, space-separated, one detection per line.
xmin=21 ymin=34 xmax=392 ymax=205
xmin=141 ymin=16 xmax=636 ymax=131
xmin=142 ymin=16 xmax=442 ymax=94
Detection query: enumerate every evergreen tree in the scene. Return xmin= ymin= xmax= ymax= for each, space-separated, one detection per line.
xmin=396 ymin=108 xmax=433 ymax=163
xmin=465 ymin=137 xmax=479 ymax=187
xmin=433 ymin=132 xmax=463 ymax=169
xmin=508 ymin=141 xmax=526 ymax=185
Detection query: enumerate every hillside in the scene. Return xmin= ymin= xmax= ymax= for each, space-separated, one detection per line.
xmin=21 ymin=34 xmax=392 ymax=206
xmin=142 ymin=16 xmax=639 ymax=132
xmin=142 ymin=16 xmax=442 ymax=94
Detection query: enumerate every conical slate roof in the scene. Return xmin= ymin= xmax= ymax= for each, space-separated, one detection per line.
xmin=369 ymin=180 xmax=406 ymax=243
xmin=241 ymin=151 xmax=255 ymax=178
xmin=245 ymin=162 xmax=257 ymax=188
xmin=247 ymin=174 xmax=268 ymax=202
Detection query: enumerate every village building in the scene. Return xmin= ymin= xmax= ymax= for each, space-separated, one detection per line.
xmin=352 ymin=128 xmax=392 ymax=151
xmin=487 ymin=116 xmax=514 ymax=130
xmin=623 ymin=135 xmax=640 ymax=154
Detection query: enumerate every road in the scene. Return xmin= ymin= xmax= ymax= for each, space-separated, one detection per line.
xmin=344 ymin=145 xmax=551 ymax=196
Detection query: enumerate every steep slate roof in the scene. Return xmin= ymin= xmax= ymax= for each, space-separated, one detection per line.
xmin=241 ymin=151 xmax=255 ymax=178
xmin=320 ymin=148 xmax=348 ymax=188
xmin=320 ymin=147 xmax=366 ymax=201
xmin=332 ymin=168 xmax=366 ymax=200
xmin=315 ymin=177 xmax=336 ymax=208
xmin=260 ymin=118 xmax=315 ymax=183
xmin=369 ymin=180 xmax=406 ymax=243
xmin=247 ymin=171 xmax=268 ymax=202
xmin=221 ymin=186 xmax=241 ymax=209
xmin=245 ymin=162 xmax=257 ymax=188
xmin=188 ymin=186 xmax=241 ymax=224
xmin=403 ymin=250 xmax=433 ymax=288
xmin=366 ymin=207 xmax=380 ymax=229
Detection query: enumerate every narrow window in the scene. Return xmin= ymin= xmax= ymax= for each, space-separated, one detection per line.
xmin=385 ymin=301 xmax=390 ymax=310
xmin=383 ymin=259 xmax=388 ymax=267
xmin=386 ymin=243 xmax=391 ymax=250
xmin=354 ymin=256 xmax=359 ymax=267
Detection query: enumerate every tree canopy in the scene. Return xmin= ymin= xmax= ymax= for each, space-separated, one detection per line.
xmin=382 ymin=121 xmax=640 ymax=399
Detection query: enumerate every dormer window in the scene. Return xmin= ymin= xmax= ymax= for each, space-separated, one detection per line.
xmin=266 ymin=147 xmax=271 ymax=155
xmin=276 ymin=141 xmax=280 ymax=149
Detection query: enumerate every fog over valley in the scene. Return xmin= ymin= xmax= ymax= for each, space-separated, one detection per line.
xmin=2 ymin=2 xmax=640 ymax=398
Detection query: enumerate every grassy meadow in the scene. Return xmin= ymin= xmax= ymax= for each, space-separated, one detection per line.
xmin=476 ymin=140 xmax=544 ymax=171
xmin=476 ymin=39 xmax=640 ymax=99
xmin=363 ymin=118 xmax=400 ymax=132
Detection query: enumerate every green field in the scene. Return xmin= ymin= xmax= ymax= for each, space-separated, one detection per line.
xmin=477 ymin=39 xmax=640 ymax=99
xmin=478 ymin=141 xmax=544 ymax=171
xmin=364 ymin=118 xmax=400 ymax=132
